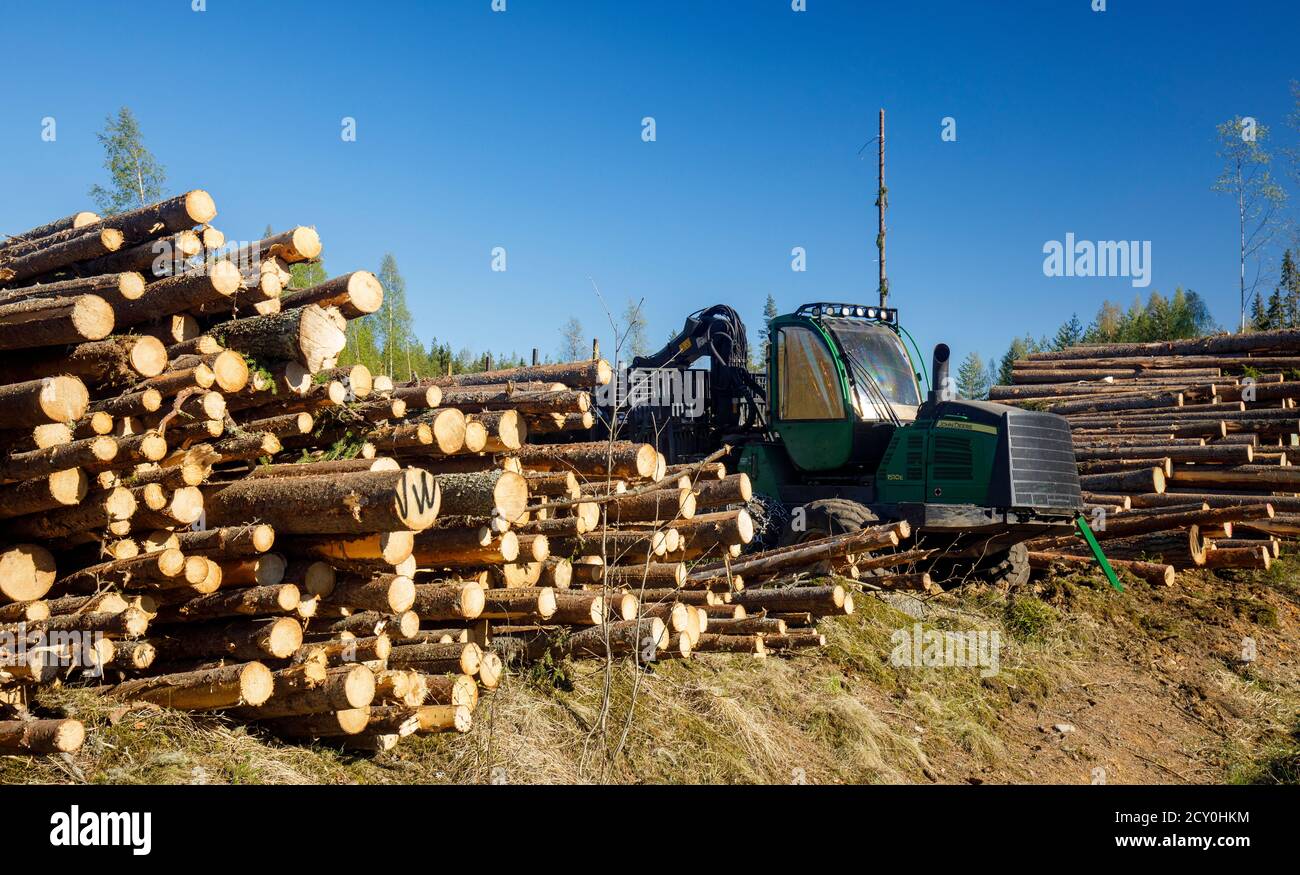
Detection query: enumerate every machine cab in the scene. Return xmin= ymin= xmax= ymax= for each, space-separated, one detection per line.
xmin=768 ymin=303 xmax=921 ymax=472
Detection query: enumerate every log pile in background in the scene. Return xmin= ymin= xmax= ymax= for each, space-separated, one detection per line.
xmin=991 ymin=330 xmax=1300 ymax=583
xmin=0 ymin=192 xmax=875 ymax=757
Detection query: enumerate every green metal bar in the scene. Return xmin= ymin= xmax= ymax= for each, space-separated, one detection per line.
xmin=1075 ymin=513 xmax=1123 ymax=592
xmin=896 ymin=323 xmax=930 ymax=392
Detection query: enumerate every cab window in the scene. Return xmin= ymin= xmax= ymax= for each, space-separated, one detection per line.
xmin=778 ymin=326 xmax=845 ymax=420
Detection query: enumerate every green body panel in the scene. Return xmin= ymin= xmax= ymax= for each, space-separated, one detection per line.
xmin=874 ymin=426 xmax=928 ymax=502
xmin=922 ymin=416 xmax=999 ymax=504
xmin=872 ymin=416 xmax=997 ymax=505
xmin=774 ymin=419 xmax=855 ymax=471
xmin=736 ymin=442 xmax=797 ymax=499
xmin=766 ymin=315 xmax=856 ymax=472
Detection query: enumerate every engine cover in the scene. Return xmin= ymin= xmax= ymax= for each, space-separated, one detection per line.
xmin=875 ymin=399 xmax=1082 ymax=514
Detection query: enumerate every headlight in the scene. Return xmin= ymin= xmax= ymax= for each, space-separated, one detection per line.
xmin=866 ymin=307 xmax=878 ymax=319
xmin=840 ymin=305 xmax=851 ymax=316
xmin=855 ymin=306 xmax=866 ymax=317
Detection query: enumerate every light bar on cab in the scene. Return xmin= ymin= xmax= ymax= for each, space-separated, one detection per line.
xmin=795 ymin=302 xmax=899 ymax=323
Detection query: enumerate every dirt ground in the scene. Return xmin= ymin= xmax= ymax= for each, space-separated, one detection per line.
xmin=898 ymin=564 xmax=1300 ymax=785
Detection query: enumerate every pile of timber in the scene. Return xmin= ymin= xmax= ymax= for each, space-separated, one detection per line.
xmin=991 ymin=330 xmax=1300 ymax=583
xmin=0 ymin=192 xmax=871 ymax=757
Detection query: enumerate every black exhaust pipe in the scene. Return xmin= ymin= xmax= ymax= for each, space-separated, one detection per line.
xmin=928 ymin=343 xmax=951 ymax=406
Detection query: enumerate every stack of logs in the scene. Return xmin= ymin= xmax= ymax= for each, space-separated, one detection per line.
xmin=0 ymin=191 xmax=881 ymax=757
xmin=991 ymin=329 xmax=1300 ymax=584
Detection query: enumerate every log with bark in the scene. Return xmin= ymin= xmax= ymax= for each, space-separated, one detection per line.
xmin=0 ymin=335 xmax=166 ymax=390
xmin=431 ymin=359 xmax=612 ymax=389
xmin=204 ymin=467 xmax=439 ymax=534
xmin=212 ymin=304 xmax=347 ymax=374
xmin=1 ymin=211 xmax=100 ymax=249
xmin=434 ymin=469 xmax=528 ymax=522
xmin=147 ymin=616 xmax=303 ymax=662
xmin=279 ymin=271 xmax=383 ymax=319
xmin=0 ymin=719 xmax=86 ymax=754
xmin=514 ymin=440 xmax=657 ymax=480
xmin=106 ymin=661 xmax=273 ymax=710
xmin=0 ymin=227 xmax=126 ymax=284
xmin=0 ymin=294 xmax=116 ymax=350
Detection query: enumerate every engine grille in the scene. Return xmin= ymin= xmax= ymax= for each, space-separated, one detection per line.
xmin=1005 ymin=410 xmax=1082 ymax=510
xmin=933 ymin=434 xmax=973 ymax=480
xmin=905 ymin=433 xmax=925 ymax=481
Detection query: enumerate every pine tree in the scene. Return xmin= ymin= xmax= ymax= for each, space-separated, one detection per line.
xmin=759 ymin=294 xmax=779 ymax=369
xmin=558 ymin=317 xmax=585 ymax=361
xmin=956 ymin=351 xmax=990 ymax=400
xmin=426 ymin=339 xmax=455 ymax=376
xmin=1052 ymin=313 xmax=1083 ymax=351
xmin=1121 ymin=296 xmax=1150 ymax=342
xmin=1250 ymin=293 xmax=1269 ymax=331
xmin=1279 ymin=250 xmax=1300 ymax=328
xmin=1184 ymin=290 xmax=1215 ymax=335
xmin=997 ymin=336 xmax=1036 ymax=386
xmin=1168 ymin=287 xmax=1193 ymax=337
xmin=1145 ymin=291 xmax=1172 ymax=339
xmin=88 ymin=107 xmax=167 ymax=215
xmin=1266 ymin=289 xmax=1284 ymax=330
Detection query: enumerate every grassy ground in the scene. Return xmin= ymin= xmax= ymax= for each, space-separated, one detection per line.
xmin=4 ymin=559 xmax=1298 ymax=785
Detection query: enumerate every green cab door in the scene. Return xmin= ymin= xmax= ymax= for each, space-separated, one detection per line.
xmin=769 ymin=319 xmax=855 ymax=471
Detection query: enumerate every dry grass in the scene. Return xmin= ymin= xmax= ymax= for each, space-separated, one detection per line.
xmin=4 ymin=563 xmax=1298 ymax=785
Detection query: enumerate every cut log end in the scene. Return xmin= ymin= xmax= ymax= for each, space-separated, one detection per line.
xmin=211 ymin=350 xmax=249 ymax=393
xmin=39 ymin=375 xmax=90 ymax=423
xmin=431 ymin=408 xmax=467 ymax=454
xmin=299 ymin=305 xmax=348 ymax=373
xmin=462 ymin=583 xmax=487 ymax=618
xmin=241 ymin=662 xmax=275 ymax=706
xmin=70 ymin=294 xmax=116 ymax=341
xmin=267 ymin=617 xmax=304 ymax=658
xmin=49 ymin=467 xmax=90 ymax=505
xmin=348 ymin=271 xmax=384 ymax=315
xmin=128 ymin=335 xmax=168 ymax=377
xmin=184 ymin=189 xmax=218 ymax=225
xmin=395 ymin=468 xmax=441 ymax=530
xmin=0 ymin=543 xmax=57 ymax=602
xmin=290 ymin=226 xmax=322 ymax=260
xmin=209 ymin=259 xmax=242 ymax=296
xmin=118 ymin=271 xmax=147 ymax=300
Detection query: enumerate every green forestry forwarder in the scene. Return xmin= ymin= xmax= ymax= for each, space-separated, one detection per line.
xmin=594 ymin=302 xmax=1097 ymax=587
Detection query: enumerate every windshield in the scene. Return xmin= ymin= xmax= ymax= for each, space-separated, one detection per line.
xmin=821 ymin=318 xmax=921 ymax=418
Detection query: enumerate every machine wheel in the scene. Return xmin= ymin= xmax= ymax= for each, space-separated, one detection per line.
xmin=779 ymin=499 xmax=879 ymax=547
xmin=929 ymin=542 xmax=1030 ymax=589
xmin=979 ymin=542 xmax=1031 ymax=588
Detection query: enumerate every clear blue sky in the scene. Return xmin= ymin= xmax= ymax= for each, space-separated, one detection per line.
xmin=1 ymin=0 xmax=1296 ymax=371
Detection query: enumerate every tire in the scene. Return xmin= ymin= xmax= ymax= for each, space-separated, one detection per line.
xmin=980 ymin=542 xmax=1030 ymax=588
xmin=779 ymin=499 xmax=879 ymax=547
xmin=929 ymin=542 xmax=1030 ymax=589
